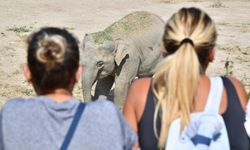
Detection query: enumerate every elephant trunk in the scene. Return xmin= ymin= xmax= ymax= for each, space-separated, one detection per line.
xmin=82 ymin=68 xmax=98 ymax=102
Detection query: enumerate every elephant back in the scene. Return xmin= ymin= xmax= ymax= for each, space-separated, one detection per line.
xmin=90 ymin=11 xmax=165 ymax=44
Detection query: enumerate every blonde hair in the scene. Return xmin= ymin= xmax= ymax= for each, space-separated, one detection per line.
xmin=152 ymin=7 xmax=217 ymax=149
xmin=36 ymin=34 xmax=67 ymax=69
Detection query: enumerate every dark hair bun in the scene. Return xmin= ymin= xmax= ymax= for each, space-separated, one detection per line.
xmin=36 ymin=35 xmax=66 ymax=66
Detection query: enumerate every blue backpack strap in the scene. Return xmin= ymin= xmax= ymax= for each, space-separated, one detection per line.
xmin=191 ymin=132 xmax=222 ymax=146
xmin=204 ymin=77 xmax=223 ymax=114
xmin=60 ymin=103 xmax=86 ymax=150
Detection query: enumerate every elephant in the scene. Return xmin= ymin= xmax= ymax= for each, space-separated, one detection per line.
xmin=81 ymin=11 xmax=165 ymax=107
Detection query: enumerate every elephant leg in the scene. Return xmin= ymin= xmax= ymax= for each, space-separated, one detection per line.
xmin=114 ymin=60 xmax=139 ymax=109
xmin=93 ymin=75 xmax=114 ymax=101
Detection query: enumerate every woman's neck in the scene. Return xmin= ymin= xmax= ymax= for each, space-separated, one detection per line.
xmin=44 ymin=89 xmax=73 ymax=102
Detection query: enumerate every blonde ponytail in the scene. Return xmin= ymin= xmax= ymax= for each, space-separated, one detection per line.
xmin=153 ymin=43 xmax=200 ymax=149
xmin=153 ymin=7 xmax=217 ymax=149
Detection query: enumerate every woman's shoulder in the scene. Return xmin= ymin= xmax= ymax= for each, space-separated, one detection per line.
xmin=126 ymin=77 xmax=151 ymax=104
xmin=126 ymin=77 xmax=151 ymax=103
xmin=2 ymin=97 xmax=30 ymax=110
xmin=123 ymin=77 xmax=152 ymax=128
xmin=131 ymin=77 xmax=151 ymax=89
xmin=4 ymin=96 xmax=44 ymax=107
xmin=87 ymin=99 xmax=116 ymax=109
xmin=84 ymin=100 xmax=128 ymax=128
xmin=85 ymin=100 xmax=119 ymax=115
xmin=1 ymin=97 xmax=41 ymax=119
xmin=224 ymin=76 xmax=248 ymax=111
xmin=83 ymin=100 xmax=138 ymax=149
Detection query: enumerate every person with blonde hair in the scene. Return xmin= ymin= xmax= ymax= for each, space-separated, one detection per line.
xmin=0 ymin=27 xmax=137 ymax=150
xmin=123 ymin=7 xmax=249 ymax=150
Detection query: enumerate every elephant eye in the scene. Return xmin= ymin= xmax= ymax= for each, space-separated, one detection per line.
xmin=96 ymin=61 xmax=104 ymax=68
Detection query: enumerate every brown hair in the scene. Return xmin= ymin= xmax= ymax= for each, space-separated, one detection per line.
xmin=27 ymin=27 xmax=79 ymax=95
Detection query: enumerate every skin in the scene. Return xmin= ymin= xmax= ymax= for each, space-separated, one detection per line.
xmin=82 ymin=37 xmax=164 ymax=106
xmin=81 ymin=11 xmax=165 ymax=106
xmin=22 ymin=64 xmax=82 ymax=102
xmin=123 ymin=49 xmax=248 ymax=148
xmin=23 ymin=63 xmax=139 ymax=149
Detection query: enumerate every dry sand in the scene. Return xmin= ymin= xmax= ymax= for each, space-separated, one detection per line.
xmin=0 ymin=0 xmax=249 ymax=106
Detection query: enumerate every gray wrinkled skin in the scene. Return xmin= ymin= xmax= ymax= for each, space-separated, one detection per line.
xmin=81 ymin=11 xmax=165 ymax=107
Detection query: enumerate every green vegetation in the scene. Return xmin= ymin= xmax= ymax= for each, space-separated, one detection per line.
xmin=92 ymin=31 xmax=113 ymax=44
xmin=160 ymin=0 xmax=174 ymax=3
xmin=65 ymin=27 xmax=75 ymax=30
xmin=210 ymin=0 xmax=225 ymax=8
xmin=248 ymin=91 xmax=250 ymax=99
xmin=13 ymin=69 xmax=21 ymax=75
xmin=1 ymin=32 xmax=6 ymax=37
xmin=224 ymin=59 xmax=233 ymax=76
xmin=7 ymin=25 xmax=32 ymax=33
xmin=21 ymin=88 xmax=34 ymax=96
xmin=92 ymin=11 xmax=154 ymax=44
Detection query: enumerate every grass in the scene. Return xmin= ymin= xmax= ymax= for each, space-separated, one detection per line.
xmin=92 ymin=11 xmax=156 ymax=44
xmin=224 ymin=59 xmax=234 ymax=76
xmin=13 ymin=69 xmax=21 ymax=75
xmin=161 ymin=0 xmax=201 ymax=3
xmin=21 ymin=88 xmax=34 ymax=96
xmin=210 ymin=0 xmax=225 ymax=8
xmin=7 ymin=25 xmax=32 ymax=34
xmin=160 ymin=0 xmax=174 ymax=3
xmin=7 ymin=25 xmax=34 ymax=42
xmin=65 ymin=27 xmax=75 ymax=30
xmin=1 ymin=32 xmax=6 ymax=37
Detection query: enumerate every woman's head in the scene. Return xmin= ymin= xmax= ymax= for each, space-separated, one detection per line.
xmin=24 ymin=27 xmax=80 ymax=95
xmin=153 ymin=7 xmax=217 ymax=149
xmin=163 ymin=7 xmax=217 ymax=70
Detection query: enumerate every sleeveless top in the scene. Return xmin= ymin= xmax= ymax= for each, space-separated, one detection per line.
xmin=138 ymin=77 xmax=249 ymax=150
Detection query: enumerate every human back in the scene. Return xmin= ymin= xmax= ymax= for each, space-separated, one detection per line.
xmin=0 ymin=27 xmax=137 ymax=150
xmin=165 ymin=77 xmax=229 ymax=150
xmin=1 ymin=97 xmax=136 ymax=150
xmin=123 ymin=7 xmax=249 ymax=150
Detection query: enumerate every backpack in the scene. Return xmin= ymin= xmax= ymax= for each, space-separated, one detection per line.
xmin=165 ymin=77 xmax=230 ymax=150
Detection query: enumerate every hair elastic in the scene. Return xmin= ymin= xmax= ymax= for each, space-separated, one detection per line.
xmin=180 ymin=38 xmax=194 ymax=46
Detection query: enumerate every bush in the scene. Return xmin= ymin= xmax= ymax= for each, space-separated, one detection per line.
xmin=210 ymin=0 xmax=225 ymax=8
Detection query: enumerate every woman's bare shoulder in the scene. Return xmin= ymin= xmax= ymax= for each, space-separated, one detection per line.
xmin=130 ymin=77 xmax=151 ymax=90
xmin=127 ymin=77 xmax=151 ymax=104
xmin=123 ymin=77 xmax=152 ymax=124
xmin=227 ymin=76 xmax=248 ymax=111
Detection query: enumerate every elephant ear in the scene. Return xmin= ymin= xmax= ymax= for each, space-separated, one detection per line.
xmin=82 ymin=33 xmax=94 ymax=50
xmin=101 ymin=40 xmax=116 ymax=53
xmin=114 ymin=39 xmax=129 ymax=66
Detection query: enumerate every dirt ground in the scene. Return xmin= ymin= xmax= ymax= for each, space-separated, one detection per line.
xmin=0 ymin=0 xmax=249 ymax=106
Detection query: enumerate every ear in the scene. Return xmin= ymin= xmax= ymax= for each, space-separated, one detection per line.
xmin=22 ymin=64 xmax=32 ymax=83
xmin=75 ymin=65 xmax=82 ymax=82
xmin=82 ymin=34 xmax=89 ymax=49
xmin=162 ymin=50 xmax=169 ymax=58
xmin=114 ymin=40 xmax=129 ymax=66
xmin=161 ymin=42 xmax=169 ymax=57
xmin=101 ymin=41 xmax=115 ymax=53
xmin=208 ymin=48 xmax=216 ymax=62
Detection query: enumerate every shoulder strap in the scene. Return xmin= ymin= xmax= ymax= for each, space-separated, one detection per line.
xmin=221 ymin=76 xmax=242 ymax=110
xmin=204 ymin=77 xmax=223 ymax=114
xmin=222 ymin=77 xmax=250 ymax=149
xmin=60 ymin=103 xmax=86 ymax=150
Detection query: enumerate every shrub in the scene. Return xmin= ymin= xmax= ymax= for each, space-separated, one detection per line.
xmin=210 ymin=0 xmax=225 ymax=8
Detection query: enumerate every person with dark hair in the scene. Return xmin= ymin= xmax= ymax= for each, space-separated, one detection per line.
xmin=123 ymin=7 xmax=249 ymax=150
xmin=0 ymin=27 xmax=137 ymax=150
